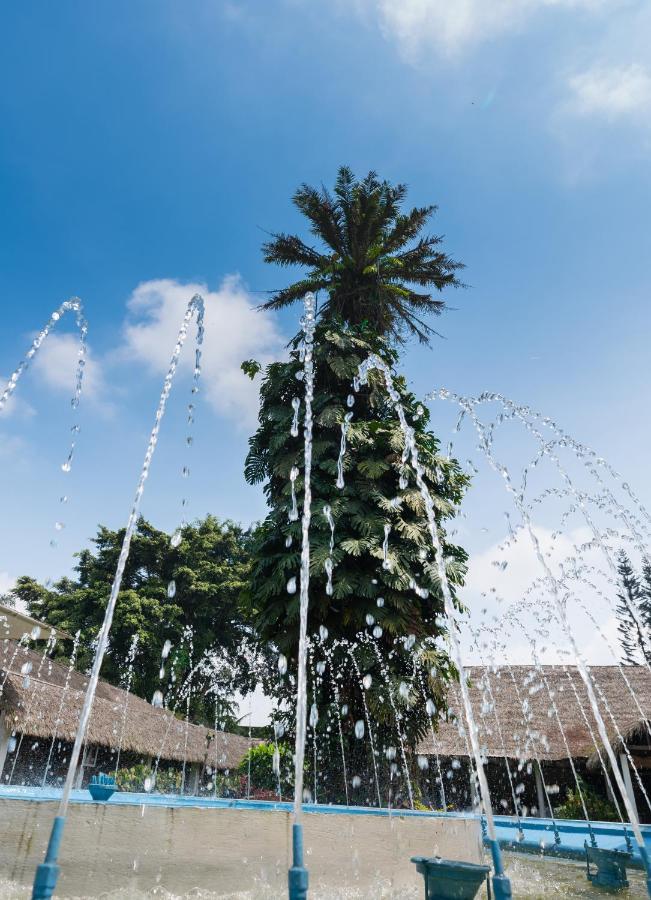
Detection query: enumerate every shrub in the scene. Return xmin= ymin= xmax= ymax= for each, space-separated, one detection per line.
xmin=238 ymin=741 xmax=294 ymax=795
xmin=116 ymin=762 xmax=182 ymax=794
xmin=555 ymin=777 xmax=618 ymax=822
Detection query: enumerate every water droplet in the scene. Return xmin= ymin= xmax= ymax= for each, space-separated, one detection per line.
xmin=167 ymin=580 xmax=176 ymax=599
xmin=161 ymin=639 xmax=172 ymax=660
xmin=278 ymin=654 xmax=288 ymax=676
xmin=285 ymin=535 xmax=293 ymax=548
xmin=376 ymin=597 xmax=385 ymax=608
xmin=354 ymin=720 xmax=365 ymax=739
xmin=319 ymin=625 xmax=328 ymax=642
xmin=341 ymin=704 xmax=349 ymax=717
xmin=351 ymin=775 xmax=361 ymax=789
xmin=144 ymin=776 xmax=154 ymax=792
xmin=316 ymin=661 xmax=326 ymax=675
xmin=286 ymin=577 xmax=297 ymax=595
xmin=55 ymin=521 xmax=64 ymax=531
xmin=398 ymin=681 xmax=409 ymax=700
xmin=309 ymin=704 xmax=319 ymax=728
xmin=365 ymin=613 xmax=375 ymax=627
xmin=347 ymin=394 xmax=355 ymax=408
xmin=152 ymin=690 xmax=164 ymax=708
xmin=170 ymin=530 xmax=182 ymax=548
xmin=372 ymin=625 xmax=382 ymax=639
xmin=417 ymin=755 xmax=429 ymax=771
xmin=426 ymin=699 xmax=436 ymax=716
xmin=30 ymin=626 xmax=41 ymax=640
xmin=21 ymin=662 xmax=32 ymax=676
xmin=362 ymin=674 xmax=372 ymax=690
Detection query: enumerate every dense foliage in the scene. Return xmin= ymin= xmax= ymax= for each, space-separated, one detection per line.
xmin=615 ymin=550 xmax=651 ymax=665
xmin=261 ymin=166 xmax=464 ymax=345
xmin=555 ymin=777 xmax=618 ymax=822
xmin=4 ymin=516 xmax=257 ymax=724
xmin=245 ymin=168 xmax=468 ymax=801
xmin=244 ymin=323 xmax=469 ymax=763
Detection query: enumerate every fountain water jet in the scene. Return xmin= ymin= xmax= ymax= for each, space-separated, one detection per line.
xmin=30 ymin=293 xmax=205 ymax=900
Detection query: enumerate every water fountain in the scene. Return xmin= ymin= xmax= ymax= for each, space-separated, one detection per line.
xmin=1 ymin=291 xmax=651 ymax=898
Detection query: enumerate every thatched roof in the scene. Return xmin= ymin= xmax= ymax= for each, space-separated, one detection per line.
xmin=0 ymin=640 xmax=252 ymax=769
xmin=418 ymin=665 xmax=651 ymax=763
xmin=0 ymin=603 xmax=71 ymax=641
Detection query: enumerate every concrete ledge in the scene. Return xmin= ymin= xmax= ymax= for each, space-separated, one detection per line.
xmin=0 ymin=794 xmax=482 ymax=897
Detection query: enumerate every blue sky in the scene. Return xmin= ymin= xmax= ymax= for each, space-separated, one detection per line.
xmin=1 ymin=0 xmax=651 ymax=658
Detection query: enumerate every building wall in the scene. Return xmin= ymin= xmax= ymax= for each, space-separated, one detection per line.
xmin=0 ymin=795 xmax=482 ymax=897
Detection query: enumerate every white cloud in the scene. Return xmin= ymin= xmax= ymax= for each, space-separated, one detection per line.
xmin=0 ymin=376 xmax=35 ymax=421
xmin=461 ymin=525 xmax=624 ymax=665
xmin=0 ymin=571 xmax=15 ymax=595
xmin=121 ymin=276 xmax=286 ymax=429
xmin=566 ymin=62 xmax=651 ymax=120
xmin=31 ymin=333 xmax=110 ymax=412
xmin=364 ymin=0 xmax=615 ymax=58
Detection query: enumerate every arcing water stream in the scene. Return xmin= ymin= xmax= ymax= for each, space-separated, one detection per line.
xmin=3 ymin=292 xmax=651 ymax=898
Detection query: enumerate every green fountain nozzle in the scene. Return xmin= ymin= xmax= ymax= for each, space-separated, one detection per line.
xmin=288 ymin=823 xmax=309 ymax=900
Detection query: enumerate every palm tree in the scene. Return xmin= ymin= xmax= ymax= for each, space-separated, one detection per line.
xmin=262 ymin=166 xmax=464 ymax=345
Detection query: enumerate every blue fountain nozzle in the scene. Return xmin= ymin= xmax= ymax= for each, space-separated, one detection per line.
xmin=288 ymin=823 xmax=309 ymax=900
xmin=31 ymin=816 xmax=65 ymax=900
xmin=491 ymin=873 xmax=513 ymax=899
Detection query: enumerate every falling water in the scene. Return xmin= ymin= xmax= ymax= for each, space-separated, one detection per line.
xmin=323 ymin=504 xmax=335 ymax=596
xmin=42 ymin=630 xmax=81 ymax=788
xmin=336 ymin=411 xmax=353 ymax=489
xmin=114 ymin=633 xmax=140 ymax=776
xmin=436 ymin=388 xmax=651 ymax=859
xmin=0 ymin=298 xmax=89 ymax=547
xmin=357 ymin=354 xmax=505 ymax=858
xmin=51 ymin=293 xmax=205 ymax=820
xmin=292 ymin=292 xmax=316 ymax=821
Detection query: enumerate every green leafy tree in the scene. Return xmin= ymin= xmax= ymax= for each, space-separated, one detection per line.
xmin=555 ymin=776 xmax=618 ymax=822
xmin=244 ymin=324 xmax=468 ymax=771
xmin=261 ymin=166 xmax=464 ymax=345
xmin=5 ymin=516 xmax=256 ymax=723
xmin=615 ymin=550 xmax=650 ymax=665
xmin=246 ymin=169 xmax=468 ymax=801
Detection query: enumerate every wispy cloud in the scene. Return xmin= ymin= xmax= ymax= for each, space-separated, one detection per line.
xmin=362 ymin=0 xmax=616 ymax=59
xmin=566 ymin=62 xmax=651 ymax=120
xmin=0 ymin=571 xmax=15 ymax=596
xmin=31 ymin=333 xmax=112 ymax=414
xmin=120 ymin=276 xmax=286 ymax=429
xmin=0 ymin=376 xmax=35 ymax=421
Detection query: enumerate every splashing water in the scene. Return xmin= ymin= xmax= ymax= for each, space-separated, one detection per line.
xmin=336 ymin=411 xmax=354 ymax=489
xmin=358 ymin=354 xmax=504 ymax=860
xmin=48 ymin=294 xmax=206 ymax=822
xmin=292 ymin=292 xmax=317 ymax=825
xmin=0 ymin=298 xmax=89 ymax=545
xmin=291 ymin=396 xmax=301 ymax=437
xmin=323 ymin=503 xmax=335 ymax=596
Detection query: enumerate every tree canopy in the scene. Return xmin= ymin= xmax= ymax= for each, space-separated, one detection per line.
xmin=244 ymin=322 xmax=469 ymax=769
xmin=4 ymin=516 xmax=257 ymax=725
xmin=615 ymin=550 xmax=651 ymax=665
xmin=262 ymin=166 xmax=464 ymax=345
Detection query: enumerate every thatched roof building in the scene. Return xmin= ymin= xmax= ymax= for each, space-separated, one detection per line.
xmin=0 ymin=603 xmax=70 ymax=642
xmin=419 ymin=664 xmax=651 ymax=762
xmin=0 ymin=639 xmax=252 ymax=774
